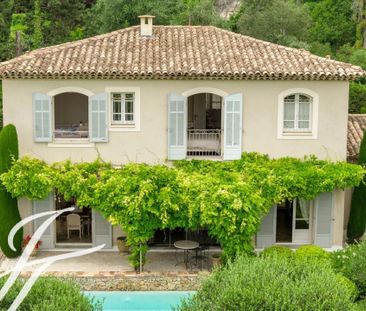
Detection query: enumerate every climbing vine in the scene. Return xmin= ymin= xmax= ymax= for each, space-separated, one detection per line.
xmin=1 ymin=153 xmax=364 ymax=268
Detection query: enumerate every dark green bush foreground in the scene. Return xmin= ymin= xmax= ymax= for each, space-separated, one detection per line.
xmin=0 ymin=124 xmax=22 ymax=258
xmin=178 ymin=255 xmax=357 ymax=311
xmin=0 ymin=277 xmax=102 ymax=311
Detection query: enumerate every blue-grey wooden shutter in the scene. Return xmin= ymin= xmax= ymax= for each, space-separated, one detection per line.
xmin=314 ymin=192 xmax=333 ymax=247
xmin=92 ymin=210 xmax=112 ymax=249
xmin=90 ymin=93 xmax=108 ymax=142
xmin=256 ymin=205 xmax=276 ymax=248
xmin=32 ymin=193 xmax=55 ymax=249
xmin=33 ymin=93 xmax=52 ymax=142
xmin=168 ymin=93 xmax=187 ymax=160
xmin=223 ymin=93 xmax=242 ymax=160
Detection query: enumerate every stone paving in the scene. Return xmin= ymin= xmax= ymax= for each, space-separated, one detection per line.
xmin=0 ymin=249 xmax=220 ymax=290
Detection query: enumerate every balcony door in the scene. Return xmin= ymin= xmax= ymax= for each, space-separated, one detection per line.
xmin=187 ymin=93 xmax=222 ymax=157
xmin=292 ymin=199 xmax=312 ymax=244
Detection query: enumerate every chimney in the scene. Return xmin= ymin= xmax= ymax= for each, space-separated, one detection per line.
xmin=138 ymin=15 xmax=155 ymax=37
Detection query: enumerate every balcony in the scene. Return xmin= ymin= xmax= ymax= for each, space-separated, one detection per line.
xmin=187 ymin=129 xmax=222 ymax=157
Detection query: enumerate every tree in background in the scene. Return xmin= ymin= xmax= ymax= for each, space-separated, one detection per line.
xmin=0 ymin=0 xmax=14 ymax=61
xmin=0 ymin=84 xmax=3 ymax=129
xmin=0 ymin=124 xmax=23 ymax=258
xmin=13 ymin=0 xmax=32 ymax=13
xmin=348 ymin=130 xmax=366 ymax=242
xmin=352 ymin=0 xmax=366 ymax=48
xmin=307 ymin=0 xmax=356 ymax=50
xmin=85 ymin=0 xmax=180 ymax=36
xmin=33 ymin=0 xmax=86 ymax=47
xmin=175 ymin=0 xmax=224 ymax=26
xmin=85 ymin=0 xmax=224 ymax=36
xmin=349 ymin=83 xmax=366 ymax=113
xmin=32 ymin=0 xmax=43 ymax=49
xmin=236 ymin=0 xmax=310 ymax=46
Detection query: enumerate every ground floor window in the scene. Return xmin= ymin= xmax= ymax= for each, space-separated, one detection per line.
xmin=55 ymin=193 xmax=92 ymax=244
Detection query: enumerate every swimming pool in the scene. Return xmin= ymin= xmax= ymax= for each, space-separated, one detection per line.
xmin=85 ymin=291 xmax=194 ymax=311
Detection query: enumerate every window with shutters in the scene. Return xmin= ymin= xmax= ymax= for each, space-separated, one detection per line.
xmin=54 ymin=92 xmax=89 ymax=140
xmin=278 ymin=89 xmax=319 ymax=139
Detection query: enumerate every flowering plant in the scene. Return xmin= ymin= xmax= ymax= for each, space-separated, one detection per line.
xmin=22 ymin=235 xmax=42 ymax=250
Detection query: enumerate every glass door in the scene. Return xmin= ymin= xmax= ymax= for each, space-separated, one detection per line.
xmin=292 ymin=199 xmax=312 ymax=244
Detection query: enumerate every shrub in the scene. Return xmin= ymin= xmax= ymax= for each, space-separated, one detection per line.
xmin=294 ymin=245 xmax=330 ymax=262
xmin=0 ymin=124 xmax=23 ymax=258
xmin=355 ymin=299 xmax=366 ymax=311
xmin=178 ymin=255 xmax=357 ymax=311
xmin=348 ymin=128 xmax=366 ymax=242
xmin=331 ymin=243 xmax=360 ymax=273
xmin=260 ymin=245 xmax=294 ymax=259
xmin=0 ymin=276 xmax=102 ymax=311
xmin=336 ymin=275 xmax=359 ymax=301
xmin=332 ymin=241 xmax=366 ymax=298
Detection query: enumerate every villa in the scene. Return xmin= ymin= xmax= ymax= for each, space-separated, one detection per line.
xmin=0 ymin=16 xmax=363 ymax=252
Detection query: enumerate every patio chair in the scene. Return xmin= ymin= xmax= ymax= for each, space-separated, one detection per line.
xmin=192 ymin=244 xmax=210 ymax=270
xmin=66 ymin=213 xmax=81 ymax=239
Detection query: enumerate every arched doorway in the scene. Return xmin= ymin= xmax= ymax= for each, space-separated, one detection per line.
xmin=54 ymin=92 xmax=89 ymax=139
xmin=187 ymin=93 xmax=222 ymax=157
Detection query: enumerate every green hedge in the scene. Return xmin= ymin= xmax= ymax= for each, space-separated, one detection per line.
xmin=0 ymin=124 xmax=22 ymax=258
xmin=0 ymin=277 xmax=102 ymax=311
xmin=178 ymin=255 xmax=357 ymax=311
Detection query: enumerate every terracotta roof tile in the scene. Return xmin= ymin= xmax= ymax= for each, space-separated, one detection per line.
xmin=348 ymin=114 xmax=366 ymax=162
xmin=0 ymin=25 xmax=364 ymax=80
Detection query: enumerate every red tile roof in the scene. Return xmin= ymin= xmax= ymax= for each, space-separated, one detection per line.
xmin=0 ymin=26 xmax=364 ymax=80
xmin=348 ymin=114 xmax=366 ymax=162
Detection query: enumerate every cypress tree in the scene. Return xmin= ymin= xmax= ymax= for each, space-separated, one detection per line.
xmin=347 ymin=130 xmax=366 ymax=242
xmin=0 ymin=124 xmax=23 ymax=257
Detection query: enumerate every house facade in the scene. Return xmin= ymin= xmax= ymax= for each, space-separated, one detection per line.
xmin=0 ymin=16 xmax=363 ymax=250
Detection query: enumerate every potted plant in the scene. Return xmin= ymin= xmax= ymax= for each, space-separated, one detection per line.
xmin=117 ymin=236 xmax=129 ymax=253
xmin=211 ymin=253 xmax=222 ymax=268
xmin=22 ymin=235 xmax=42 ymax=257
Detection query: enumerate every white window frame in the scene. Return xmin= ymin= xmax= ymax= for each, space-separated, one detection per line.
xmin=111 ymin=92 xmax=135 ymax=125
xmin=46 ymin=87 xmax=95 ymax=147
xmin=277 ymin=88 xmax=319 ymax=139
xmin=105 ymin=87 xmax=141 ymax=132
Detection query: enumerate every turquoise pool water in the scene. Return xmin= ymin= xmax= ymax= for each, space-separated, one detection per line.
xmin=85 ymin=291 xmax=194 ymax=311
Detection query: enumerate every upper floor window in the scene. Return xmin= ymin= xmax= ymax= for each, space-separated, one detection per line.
xmin=54 ymin=92 xmax=89 ymax=139
xmin=277 ymin=89 xmax=318 ymax=140
xmin=111 ymin=92 xmax=135 ymax=125
xmin=283 ymin=94 xmax=312 ymax=132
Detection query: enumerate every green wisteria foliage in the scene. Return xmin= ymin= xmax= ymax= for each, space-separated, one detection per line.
xmin=1 ymin=153 xmax=364 ymax=267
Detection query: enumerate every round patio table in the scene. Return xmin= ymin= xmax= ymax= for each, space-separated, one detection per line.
xmin=174 ymin=240 xmax=199 ymax=269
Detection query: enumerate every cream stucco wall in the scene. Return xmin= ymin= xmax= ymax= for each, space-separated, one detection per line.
xmin=2 ymin=78 xmax=350 ymax=247
xmin=3 ymin=79 xmax=349 ymax=164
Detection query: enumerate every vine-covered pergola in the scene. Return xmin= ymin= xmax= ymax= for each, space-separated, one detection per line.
xmin=1 ymin=153 xmax=364 ymax=268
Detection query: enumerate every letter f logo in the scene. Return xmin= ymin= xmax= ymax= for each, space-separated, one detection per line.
xmin=0 ymin=207 xmax=105 ymax=311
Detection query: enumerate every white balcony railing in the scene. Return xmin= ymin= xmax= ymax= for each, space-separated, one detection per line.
xmin=187 ymin=129 xmax=222 ymax=156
